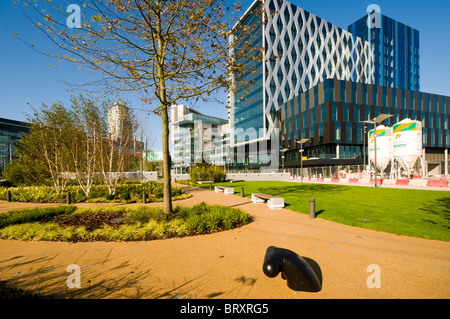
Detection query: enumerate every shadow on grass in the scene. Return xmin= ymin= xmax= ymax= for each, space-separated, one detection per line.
xmin=315 ymin=209 xmax=325 ymax=217
xmin=257 ymin=184 xmax=346 ymax=197
xmin=419 ymin=197 xmax=450 ymax=230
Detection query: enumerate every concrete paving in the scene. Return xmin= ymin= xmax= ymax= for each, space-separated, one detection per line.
xmin=0 ymin=184 xmax=449 ymax=299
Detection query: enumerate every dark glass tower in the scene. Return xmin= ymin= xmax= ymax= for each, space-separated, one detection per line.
xmin=348 ymin=14 xmax=420 ymax=92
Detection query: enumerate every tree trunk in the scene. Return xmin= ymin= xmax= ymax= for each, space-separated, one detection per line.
xmin=161 ymin=105 xmax=173 ymax=214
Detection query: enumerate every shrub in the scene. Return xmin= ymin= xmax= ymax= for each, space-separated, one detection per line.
xmin=125 ymin=206 xmax=167 ymax=223
xmin=189 ymin=163 xmax=226 ymax=183
xmin=0 ymin=206 xmax=77 ymax=229
xmin=0 ymin=181 xmax=188 ymax=204
xmin=0 ymin=203 xmax=251 ymax=241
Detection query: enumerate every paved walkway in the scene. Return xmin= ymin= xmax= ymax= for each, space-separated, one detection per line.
xmin=0 ymin=185 xmax=449 ymax=299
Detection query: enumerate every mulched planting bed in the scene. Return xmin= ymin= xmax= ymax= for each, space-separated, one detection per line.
xmin=49 ymin=210 xmax=129 ymax=231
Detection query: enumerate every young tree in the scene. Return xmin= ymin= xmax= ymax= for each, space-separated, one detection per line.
xmin=15 ymin=0 xmax=251 ymax=214
xmin=26 ymin=103 xmax=74 ymax=192
xmin=68 ymin=96 xmax=102 ymax=197
xmin=97 ymin=101 xmax=137 ymax=195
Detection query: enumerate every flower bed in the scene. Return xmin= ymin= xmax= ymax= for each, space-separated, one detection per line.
xmin=0 ymin=203 xmax=252 ymax=242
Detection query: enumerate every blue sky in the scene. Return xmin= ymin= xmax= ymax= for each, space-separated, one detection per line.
xmin=1 ymin=0 xmax=449 ymax=152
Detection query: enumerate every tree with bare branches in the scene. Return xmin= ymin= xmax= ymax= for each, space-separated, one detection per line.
xmin=15 ymin=0 xmax=253 ymax=214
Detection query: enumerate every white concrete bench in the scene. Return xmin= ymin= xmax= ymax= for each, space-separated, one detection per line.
xmin=215 ymin=186 xmax=235 ymax=195
xmin=251 ymin=193 xmax=284 ymax=210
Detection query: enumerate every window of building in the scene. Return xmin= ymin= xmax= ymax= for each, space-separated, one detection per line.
xmin=303 ymin=111 xmax=307 ymax=128
xmin=346 ymin=122 xmax=352 ymax=143
xmin=362 ymin=84 xmax=367 ymax=104
xmin=332 ymin=102 xmax=338 ymax=121
xmin=321 ymin=104 xmax=327 ymax=123
xmin=357 ymin=122 xmax=363 ymax=144
xmin=335 ymin=121 xmax=341 ymax=143
xmin=319 ymin=123 xmax=324 ymax=144
xmin=354 ymin=105 xmax=360 ymax=122
xmin=325 ymin=80 xmax=334 ymax=102
xmin=343 ymin=103 xmax=349 ymax=122
xmin=421 ymin=112 xmax=426 ymax=128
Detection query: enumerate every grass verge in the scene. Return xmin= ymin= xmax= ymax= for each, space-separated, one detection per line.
xmin=193 ymin=181 xmax=450 ymax=241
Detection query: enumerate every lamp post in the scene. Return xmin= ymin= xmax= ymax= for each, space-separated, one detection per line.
xmin=295 ymin=138 xmax=310 ymax=182
xmin=358 ymin=121 xmax=368 ymax=174
xmin=364 ymin=114 xmax=392 ymax=187
xmin=280 ymin=148 xmax=288 ymax=172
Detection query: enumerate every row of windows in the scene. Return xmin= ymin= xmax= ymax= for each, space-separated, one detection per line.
xmin=284 ymin=79 xmax=449 ymax=117
xmin=283 ymin=101 xmax=449 ymax=135
xmin=285 ymin=120 xmax=450 ymax=149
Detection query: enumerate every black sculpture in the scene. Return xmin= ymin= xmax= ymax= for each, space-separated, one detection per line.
xmin=262 ymin=246 xmax=322 ymax=292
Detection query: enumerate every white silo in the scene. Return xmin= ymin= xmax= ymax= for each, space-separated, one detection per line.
xmin=392 ymin=118 xmax=423 ymax=173
xmin=368 ymin=125 xmax=393 ymax=174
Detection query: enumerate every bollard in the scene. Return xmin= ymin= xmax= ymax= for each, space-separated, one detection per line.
xmin=241 ymin=187 xmax=244 ymax=197
xmin=209 ymin=183 xmax=212 ymax=191
xmin=309 ymin=198 xmax=315 ymax=218
xmin=66 ymin=192 xmax=71 ymax=205
xmin=142 ymin=191 xmax=146 ymax=204
xmin=7 ymin=191 xmax=11 ymax=202
xmin=187 ymin=179 xmax=189 ymax=186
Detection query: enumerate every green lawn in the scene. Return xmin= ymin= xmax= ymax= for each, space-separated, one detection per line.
xmin=195 ymin=181 xmax=450 ymax=241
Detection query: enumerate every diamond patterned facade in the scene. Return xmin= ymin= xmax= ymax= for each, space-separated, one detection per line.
xmin=230 ymin=0 xmax=374 ymax=144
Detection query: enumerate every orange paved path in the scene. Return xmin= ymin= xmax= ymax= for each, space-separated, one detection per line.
xmin=0 ymin=184 xmax=449 ymax=299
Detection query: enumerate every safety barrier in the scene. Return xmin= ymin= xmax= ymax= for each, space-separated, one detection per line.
xmin=395 ymin=179 xmax=410 ymax=186
xmin=297 ymin=176 xmax=450 ymax=188
xmin=426 ymin=180 xmax=449 ymax=187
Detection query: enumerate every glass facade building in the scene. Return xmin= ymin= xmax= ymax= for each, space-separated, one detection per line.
xmin=281 ymin=78 xmax=449 ymax=173
xmin=0 ymin=118 xmax=29 ymax=173
xmin=229 ymin=0 xmax=373 ymax=150
xmin=170 ymin=105 xmax=230 ymax=173
xmin=348 ymin=14 xmax=420 ymax=91
xmin=228 ymin=0 xmax=448 ymax=175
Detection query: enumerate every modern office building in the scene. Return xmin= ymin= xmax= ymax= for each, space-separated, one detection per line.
xmin=0 ymin=118 xmax=30 ymax=173
xmin=348 ymin=13 xmax=420 ymax=91
xmin=280 ymin=78 xmax=449 ymax=176
xmin=228 ymin=0 xmax=449 ymax=176
xmin=170 ymin=104 xmax=230 ymax=173
xmin=229 ymin=0 xmax=373 ymax=155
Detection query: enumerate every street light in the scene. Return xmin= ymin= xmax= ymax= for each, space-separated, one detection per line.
xmin=359 ymin=121 xmax=369 ymax=174
xmin=364 ymin=114 xmax=393 ymax=187
xmin=295 ymin=138 xmax=310 ymax=182
xmin=280 ymin=148 xmax=288 ymax=172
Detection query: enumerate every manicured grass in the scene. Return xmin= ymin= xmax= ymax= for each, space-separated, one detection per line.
xmin=197 ymin=181 xmax=450 ymax=241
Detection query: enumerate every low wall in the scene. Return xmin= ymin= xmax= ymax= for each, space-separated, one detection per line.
xmin=226 ymin=173 xmax=291 ymax=182
xmin=409 ymin=179 xmax=428 ymax=187
xmin=172 ymin=174 xmax=190 ymax=181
